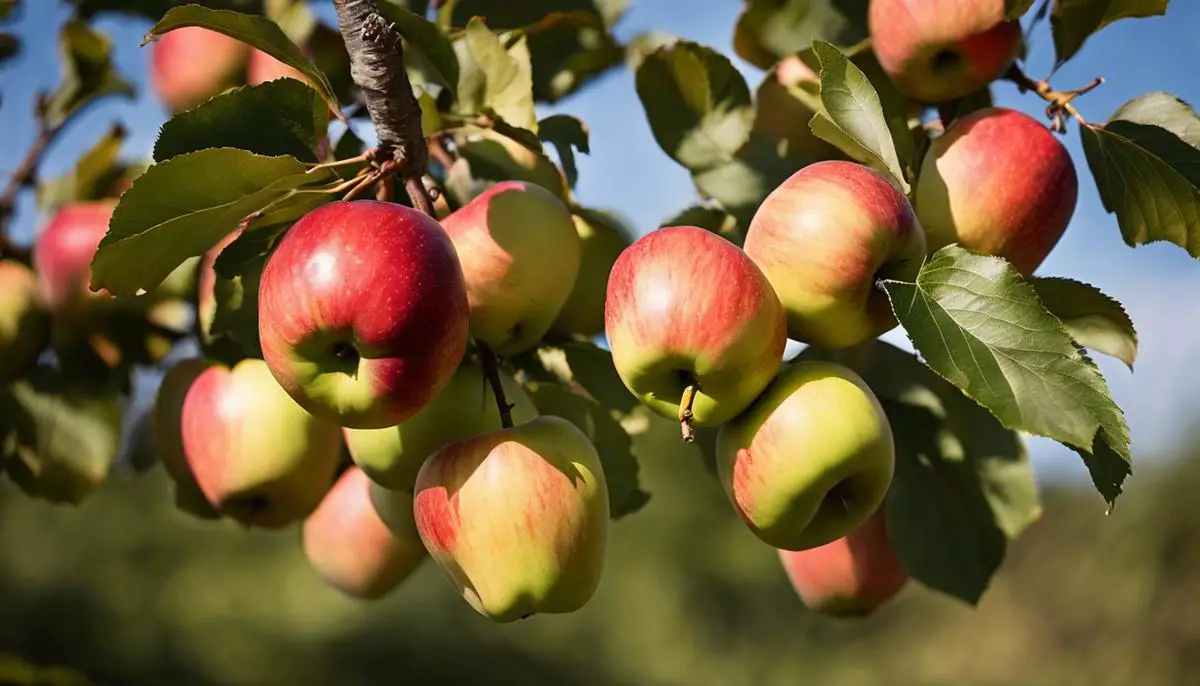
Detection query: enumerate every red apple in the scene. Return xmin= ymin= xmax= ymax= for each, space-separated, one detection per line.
xmin=441 ymin=181 xmax=581 ymax=355
xmin=743 ymin=161 xmax=926 ymax=348
xmin=915 ymin=107 xmax=1078 ymax=275
xmin=33 ymin=201 xmax=116 ymax=314
xmin=414 ymin=416 xmax=609 ymax=622
xmin=302 ymin=467 xmax=427 ymax=600
xmin=605 ymin=226 xmax=787 ymax=426
xmin=778 ymin=508 xmax=908 ymax=617
xmin=0 ymin=260 xmax=49 ymax=380
xmin=149 ymin=26 xmax=250 ymax=114
xmin=248 ymin=49 xmax=310 ymax=86
xmin=869 ymin=0 xmax=1021 ymax=103
xmin=153 ymin=357 xmax=221 ymax=520
xmin=180 ymin=358 xmax=343 ymax=528
xmin=258 ymin=200 xmax=470 ymax=430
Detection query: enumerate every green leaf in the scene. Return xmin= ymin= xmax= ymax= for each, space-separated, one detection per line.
xmin=634 ymin=40 xmax=755 ymax=172
xmin=0 ymin=0 xmax=17 ymax=21
xmin=882 ymin=246 xmax=1132 ymax=505
xmin=263 ymin=0 xmax=316 ymax=46
xmin=810 ymin=40 xmax=910 ymax=192
xmin=378 ymin=0 xmax=460 ymax=96
xmin=525 ymin=381 xmax=648 ymax=519
xmin=1032 ymin=277 xmax=1138 ymax=369
xmin=448 ymin=128 xmax=567 ymax=203
xmin=538 ymin=114 xmax=589 ymax=188
xmin=146 ymin=5 xmax=341 ymax=119
xmin=1007 ymin=0 xmax=1039 ymax=18
xmin=37 ymin=123 xmax=126 ymax=213
xmin=1051 ymin=0 xmax=1169 ymax=63
xmin=800 ymin=340 xmax=1041 ymax=604
xmin=0 ymin=32 xmax=18 ymax=64
xmin=42 ymin=20 xmax=136 ymax=129
xmin=463 ymin=18 xmax=537 ymax=132
xmin=333 ymin=126 xmax=366 ymax=161
xmin=1080 ymin=94 xmax=1200 ymax=257
xmin=514 ymin=342 xmax=638 ymax=415
xmin=210 ymin=256 xmax=266 ymax=360
xmin=154 ymin=79 xmax=326 ymax=163
xmin=689 ymin=132 xmax=804 ymax=228
xmin=661 ymin=203 xmax=743 ymax=245
xmin=69 ymin=0 xmax=262 ymax=21
xmin=0 ymin=368 xmax=122 ymax=505
xmin=91 ymin=149 xmax=335 ymax=297
xmin=732 ymin=0 xmax=869 ymax=70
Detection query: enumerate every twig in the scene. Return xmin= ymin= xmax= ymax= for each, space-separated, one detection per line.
xmin=477 ymin=341 xmax=515 ymax=429
xmin=1004 ymin=65 xmax=1104 ymax=133
xmin=405 ymin=176 xmax=434 ymax=215
xmin=0 ymin=102 xmax=54 ymax=223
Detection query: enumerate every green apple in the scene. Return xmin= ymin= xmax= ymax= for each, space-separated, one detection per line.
xmin=413 ymin=416 xmax=609 ymax=622
xmin=343 ymin=361 xmax=539 ymax=491
xmin=153 ymin=357 xmax=221 ymax=520
xmin=869 ymin=0 xmax=1021 ymax=103
xmin=779 ymin=508 xmax=908 ymax=617
xmin=546 ymin=209 xmax=632 ymax=339
xmin=180 ymin=358 xmax=343 ymax=528
xmin=743 ymin=161 xmax=926 ymax=348
xmin=605 ymin=225 xmax=788 ymax=427
xmin=441 ymin=181 xmax=581 ymax=356
xmin=716 ymin=360 xmax=895 ymax=551
xmin=0 ymin=260 xmax=49 ymax=381
xmin=302 ymin=467 xmax=427 ymax=600
xmin=915 ymin=107 xmax=1079 ymax=275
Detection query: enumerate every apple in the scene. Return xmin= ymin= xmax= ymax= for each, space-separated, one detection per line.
xmin=343 ymin=360 xmax=539 ymax=491
xmin=413 ymin=415 xmax=609 ymax=623
xmin=149 ymin=26 xmax=250 ymax=114
xmin=180 ymin=358 xmax=343 ymax=528
xmin=248 ymin=49 xmax=310 ymax=86
xmin=302 ymin=467 xmax=427 ymax=600
xmin=606 ymin=225 xmax=787 ymax=427
xmin=868 ymin=0 xmax=1021 ymax=103
xmin=0 ymin=260 xmax=49 ymax=380
xmin=752 ymin=56 xmax=842 ymax=161
xmin=153 ymin=358 xmax=221 ymax=520
xmin=743 ymin=161 xmax=926 ymax=349
xmin=441 ymin=181 xmax=581 ymax=355
xmin=778 ymin=508 xmax=908 ymax=617
xmin=33 ymin=201 xmax=116 ymax=314
xmin=716 ymin=360 xmax=895 ymax=551
xmin=546 ymin=209 xmax=632 ymax=338
xmin=915 ymin=107 xmax=1079 ymax=275
xmin=258 ymin=200 xmax=470 ymax=430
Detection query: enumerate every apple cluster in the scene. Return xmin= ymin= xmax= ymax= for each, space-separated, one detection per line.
xmin=0 ymin=0 xmax=1082 ymax=624
xmin=603 ymin=0 xmax=1080 ymax=617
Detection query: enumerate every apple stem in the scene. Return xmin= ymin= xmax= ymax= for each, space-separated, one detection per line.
xmin=678 ymin=384 xmax=699 ymax=443
xmin=477 ymin=340 xmax=516 ymax=429
xmin=1003 ymin=65 xmax=1102 ymax=134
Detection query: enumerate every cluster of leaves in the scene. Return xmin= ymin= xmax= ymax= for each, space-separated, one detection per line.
xmin=0 ymin=0 xmax=1195 ymax=611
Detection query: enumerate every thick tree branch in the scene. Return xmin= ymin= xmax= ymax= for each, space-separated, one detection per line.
xmin=332 ymin=0 xmax=428 ymax=181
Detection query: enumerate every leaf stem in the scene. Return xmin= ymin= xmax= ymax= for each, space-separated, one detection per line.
xmin=1003 ymin=65 xmax=1103 ymax=133
xmin=477 ymin=340 xmax=515 ymax=429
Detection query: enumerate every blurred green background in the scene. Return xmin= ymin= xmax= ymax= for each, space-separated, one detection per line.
xmin=3 ymin=410 xmax=1199 ymax=686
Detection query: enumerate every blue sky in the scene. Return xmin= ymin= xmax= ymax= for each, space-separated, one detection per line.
xmin=3 ymin=1 xmax=1200 ymax=488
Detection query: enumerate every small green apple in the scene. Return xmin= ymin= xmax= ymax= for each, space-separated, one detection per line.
xmin=413 ymin=415 xmax=609 ymax=622
xmin=343 ymin=361 xmax=539 ymax=491
xmin=716 ymin=360 xmax=895 ymax=551
xmin=547 ymin=209 xmax=631 ymax=339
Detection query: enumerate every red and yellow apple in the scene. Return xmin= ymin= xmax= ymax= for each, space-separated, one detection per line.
xmin=153 ymin=357 xmax=221 ymax=520
xmin=605 ymin=226 xmax=788 ymax=427
xmin=869 ymin=0 xmax=1021 ymax=103
xmin=915 ymin=107 xmax=1078 ymax=275
xmin=441 ymin=181 xmax=581 ymax=355
xmin=180 ymin=358 xmax=343 ymax=528
xmin=32 ymin=201 xmax=116 ymax=314
xmin=258 ymin=200 xmax=470 ymax=430
xmin=716 ymin=360 xmax=895 ymax=551
xmin=413 ymin=416 xmax=609 ymax=622
xmin=743 ymin=161 xmax=926 ymax=348
xmin=778 ymin=508 xmax=908 ymax=617
xmin=302 ymin=467 xmax=427 ymax=600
